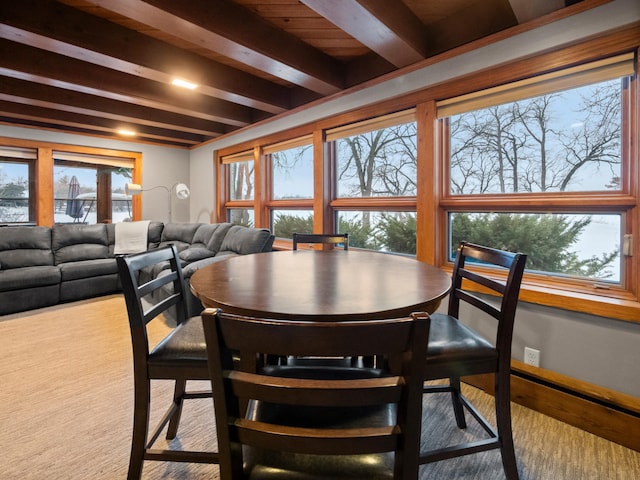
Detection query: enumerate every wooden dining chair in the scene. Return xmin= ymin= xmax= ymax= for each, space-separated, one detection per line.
xmin=292 ymin=232 xmax=349 ymax=250
xmin=117 ymin=245 xmax=218 ymax=479
xmin=202 ymin=308 xmax=430 ymax=480
xmin=421 ymin=242 xmax=527 ymax=480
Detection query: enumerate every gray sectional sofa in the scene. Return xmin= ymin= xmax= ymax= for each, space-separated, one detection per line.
xmin=0 ymin=222 xmax=274 ymax=316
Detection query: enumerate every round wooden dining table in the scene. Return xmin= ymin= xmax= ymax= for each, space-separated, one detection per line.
xmin=190 ymin=250 xmax=451 ymax=321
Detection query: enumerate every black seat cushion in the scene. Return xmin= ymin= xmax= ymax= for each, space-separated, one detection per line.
xmin=245 ymin=439 xmax=394 ymax=480
xmin=148 ymin=316 xmax=208 ymax=373
xmin=424 ymin=313 xmax=497 ymax=380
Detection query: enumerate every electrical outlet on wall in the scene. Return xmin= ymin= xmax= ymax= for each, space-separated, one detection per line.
xmin=524 ymin=347 xmax=540 ymax=367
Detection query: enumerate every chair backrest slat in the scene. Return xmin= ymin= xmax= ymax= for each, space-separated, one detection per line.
xmin=459 ymin=267 xmax=506 ymax=295
xmin=456 ymin=289 xmax=501 ymax=320
xmin=227 ymin=370 xmax=404 ymax=406
xmin=292 ymin=232 xmax=349 ymax=250
xmin=142 ymin=292 xmax=183 ymax=325
xmin=218 ymin=317 xmax=414 ymax=358
xmin=138 ymin=270 xmax=178 ymax=298
xmin=234 ymin=419 xmax=398 ymax=455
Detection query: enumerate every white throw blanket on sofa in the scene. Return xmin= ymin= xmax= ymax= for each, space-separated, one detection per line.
xmin=114 ymin=220 xmax=150 ymax=255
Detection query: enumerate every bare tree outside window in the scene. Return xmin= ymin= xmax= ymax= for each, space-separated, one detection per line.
xmin=447 ymin=77 xmax=625 ymax=281
xmin=228 ymin=160 xmax=254 ymax=226
xmin=336 ymin=122 xmax=417 ymax=198
xmin=449 ymin=79 xmax=622 ymax=194
xmin=229 ymin=161 xmax=254 ymax=200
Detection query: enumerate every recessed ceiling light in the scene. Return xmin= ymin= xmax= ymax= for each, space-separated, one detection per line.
xmin=117 ymin=129 xmax=136 ymax=137
xmin=171 ymin=78 xmax=198 ymax=90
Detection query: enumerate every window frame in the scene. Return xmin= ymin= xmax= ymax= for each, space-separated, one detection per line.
xmin=52 ymin=153 xmax=134 ymax=224
xmin=264 ymin=135 xmax=315 ymax=238
xmin=326 ymin=111 xmax=419 ymax=253
xmin=219 ymin=149 xmax=259 ymax=225
xmin=436 ymin=56 xmax=636 ymax=305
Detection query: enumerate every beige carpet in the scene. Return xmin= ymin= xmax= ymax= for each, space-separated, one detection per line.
xmin=1 ymin=295 xmax=639 ymax=479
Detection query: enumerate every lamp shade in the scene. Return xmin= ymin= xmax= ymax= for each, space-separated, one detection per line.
xmin=125 ymin=183 xmax=142 ymax=195
xmin=174 ymin=183 xmax=190 ymax=200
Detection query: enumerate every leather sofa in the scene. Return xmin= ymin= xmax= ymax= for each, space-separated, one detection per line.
xmin=0 ymin=222 xmax=274 ymax=316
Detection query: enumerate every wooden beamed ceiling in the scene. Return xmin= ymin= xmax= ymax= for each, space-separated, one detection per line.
xmin=0 ymin=0 xmax=583 ymax=148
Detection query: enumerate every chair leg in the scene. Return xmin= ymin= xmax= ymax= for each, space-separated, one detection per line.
xmin=166 ymin=379 xmax=186 ymax=440
xmin=495 ymin=370 xmax=520 ymax=480
xmin=449 ymin=377 xmax=467 ymax=429
xmin=128 ymin=378 xmax=150 ymax=480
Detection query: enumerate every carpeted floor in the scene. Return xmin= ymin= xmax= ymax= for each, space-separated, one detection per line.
xmin=1 ymin=295 xmax=639 ymax=479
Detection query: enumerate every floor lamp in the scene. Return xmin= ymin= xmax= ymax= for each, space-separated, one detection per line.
xmin=125 ymin=182 xmax=190 ymax=222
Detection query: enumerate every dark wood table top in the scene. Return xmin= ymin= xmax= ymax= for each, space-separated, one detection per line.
xmin=190 ymin=250 xmax=451 ymax=321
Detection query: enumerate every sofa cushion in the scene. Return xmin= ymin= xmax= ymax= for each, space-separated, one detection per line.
xmin=0 ymin=226 xmax=54 ymax=269
xmin=147 ymin=221 xmax=164 ymax=249
xmin=58 ymin=258 xmax=118 ymax=282
xmin=192 ymin=223 xmax=233 ymax=254
xmin=159 ymin=223 xmax=202 ymax=252
xmin=53 ymin=224 xmax=109 ymax=264
xmin=161 ymin=223 xmax=202 ymax=243
xmin=0 ymin=265 xmax=60 ymax=291
xmin=218 ymin=225 xmax=274 ymax=255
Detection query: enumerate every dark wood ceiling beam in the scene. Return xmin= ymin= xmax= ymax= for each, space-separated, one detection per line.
xmin=0 ymin=39 xmax=255 ymax=128
xmin=0 ymin=115 xmax=196 ymax=148
xmin=301 ymin=0 xmax=427 ymax=68
xmin=83 ymin=0 xmax=344 ymax=95
xmin=425 ymin=0 xmax=517 ymax=56
xmin=0 ymin=0 xmax=292 ymax=114
xmin=0 ymin=76 xmax=231 ymax=137
xmin=0 ymin=100 xmax=206 ymax=146
xmin=507 ymin=0 xmax=565 ymax=23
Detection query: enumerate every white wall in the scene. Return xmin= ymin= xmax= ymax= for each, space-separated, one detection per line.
xmin=188 ymin=144 xmax=216 ymax=223
xmin=445 ymin=300 xmax=640 ymax=398
xmin=0 ymin=124 xmax=190 ymax=222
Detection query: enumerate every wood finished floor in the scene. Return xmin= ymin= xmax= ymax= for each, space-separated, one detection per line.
xmin=1 ymin=295 xmax=639 ymax=479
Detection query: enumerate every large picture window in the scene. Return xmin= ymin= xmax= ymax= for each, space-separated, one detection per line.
xmin=53 ymin=152 xmax=134 ymax=224
xmin=439 ymin=53 xmax=634 ymax=288
xmin=265 ymin=136 xmax=314 ymax=239
xmin=328 ymin=111 xmax=418 ymax=254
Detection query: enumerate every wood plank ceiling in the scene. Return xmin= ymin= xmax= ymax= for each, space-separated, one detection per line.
xmin=0 ymin=0 xmax=583 ymax=148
